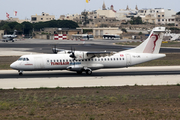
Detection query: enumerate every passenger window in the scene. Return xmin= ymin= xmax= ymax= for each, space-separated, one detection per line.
xmin=63 ymin=60 xmax=65 ymax=62
xmin=91 ymin=59 xmax=93 ymax=61
xmin=98 ymin=59 xmax=100 ymax=61
xmin=123 ymin=58 xmax=124 ymax=60
xmin=79 ymin=60 xmax=81 ymax=62
xmin=82 ymin=60 xmax=84 ymax=61
xmin=95 ymin=59 xmax=97 ymax=61
xmin=60 ymin=60 xmax=62 ymax=62
xmin=88 ymin=59 xmax=90 ymax=61
xmin=51 ymin=60 xmax=52 ymax=62
xmin=104 ymin=58 xmax=106 ymax=61
xmin=66 ymin=60 xmax=68 ymax=62
xmin=114 ymin=58 xmax=115 ymax=60
xmin=108 ymin=58 xmax=109 ymax=61
xmin=117 ymin=58 xmax=118 ymax=60
xmin=85 ymin=59 xmax=87 ymax=61
xmin=101 ymin=58 xmax=103 ymax=61
xmin=54 ymin=60 xmax=55 ymax=62
xmin=111 ymin=58 xmax=112 ymax=61
xmin=26 ymin=58 xmax=29 ymax=61
xmin=120 ymin=58 xmax=121 ymax=60
xmin=57 ymin=60 xmax=59 ymax=62
xmin=47 ymin=60 xmax=49 ymax=62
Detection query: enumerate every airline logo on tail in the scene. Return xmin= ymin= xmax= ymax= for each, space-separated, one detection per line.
xmin=143 ymin=33 xmax=160 ymax=53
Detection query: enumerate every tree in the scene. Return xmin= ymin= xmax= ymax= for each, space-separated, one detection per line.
xmin=129 ymin=16 xmax=143 ymax=24
xmin=177 ymin=11 xmax=180 ymax=15
xmin=0 ymin=21 xmax=9 ymax=30
xmin=121 ymin=28 xmax=127 ymax=33
xmin=1 ymin=24 xmax=11 ymax=34
xmin=81 ymin=10 xmax=89 ymax=26
xmin=21 ymin=22 xmax=33 ymax=34
xmin=8 ymin=22 xmax=19 ymax=30
xmin=14 ymin=24 xmax=23 ymax=33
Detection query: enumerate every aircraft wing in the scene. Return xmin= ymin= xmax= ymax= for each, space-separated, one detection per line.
xmin=86 ymin=51 xmax=115 ymax=57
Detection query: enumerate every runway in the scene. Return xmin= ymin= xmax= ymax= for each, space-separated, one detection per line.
xmin=1 ymin=66 xmax=180 ymax=89
xmin=1 ymin=39 xmax=180 ymax=56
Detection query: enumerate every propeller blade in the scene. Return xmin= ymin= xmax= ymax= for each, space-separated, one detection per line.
xmin=52 ymin=45 xmax=57 ymax=54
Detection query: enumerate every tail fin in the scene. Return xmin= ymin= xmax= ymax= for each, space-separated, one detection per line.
xmin=13 ymin=30 xmax=17 ymax=35
xmin=125 ymin=27 xmax=166 ymax=54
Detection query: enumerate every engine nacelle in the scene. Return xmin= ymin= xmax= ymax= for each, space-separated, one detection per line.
xmin=70 ymin=51 xmax=93 ymax=60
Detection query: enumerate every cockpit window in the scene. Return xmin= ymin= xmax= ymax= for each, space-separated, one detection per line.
xmin=18 ymin=57 xmax=29 ymax=61
xmin=18 ymin=58 xmax=23 ymax=61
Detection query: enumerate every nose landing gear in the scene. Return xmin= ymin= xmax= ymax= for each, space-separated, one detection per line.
xmin=18 ymin=70 xmax=23 ymax=75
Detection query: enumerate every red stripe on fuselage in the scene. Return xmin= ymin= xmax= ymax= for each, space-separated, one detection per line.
xmin=51 ymin=62 xmax=69 ymax=65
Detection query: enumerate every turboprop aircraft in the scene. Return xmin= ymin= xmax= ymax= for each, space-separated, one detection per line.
xmin=10 ymin=27 xmax=166 ymax=75
xmin=2 ymin=30 xmax=17 ymax=42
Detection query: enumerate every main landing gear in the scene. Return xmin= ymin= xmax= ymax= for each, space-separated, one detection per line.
xmin=18 ymin=70 xmax=23 ymax=75
xmin=76 ymin=68 xmax=92 ymax=75
xmin=76 ymin=70 xmax=92 ymax=75
xmin=86 ymin=70 xmax=92 ymax=75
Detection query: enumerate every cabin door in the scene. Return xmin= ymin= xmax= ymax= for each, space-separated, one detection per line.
xmin=126 ymin=54 xmax=131 ymax=66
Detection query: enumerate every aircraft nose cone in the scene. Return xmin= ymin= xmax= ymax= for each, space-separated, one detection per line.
xmin=10 ymin=62 xmax=17 ymax=69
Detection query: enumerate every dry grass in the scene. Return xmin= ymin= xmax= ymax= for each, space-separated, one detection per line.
xmin=116 ymin=41 xmax=180 ymax=47
xmin=0 ymin=86 xmax=180 ymax=119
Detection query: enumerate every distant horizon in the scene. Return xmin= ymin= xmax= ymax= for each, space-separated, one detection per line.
xmin=0 ymin=0 xmax=179 ymax=20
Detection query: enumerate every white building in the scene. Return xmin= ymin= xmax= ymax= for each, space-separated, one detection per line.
xmin=136 ymin=8 xmax=176 ymax=24
xmin=96 ymin=9 xmax=116 ymax=18
xmin=31 ymin=12 xmax=55 ymax=23
xmin=115 ymin=9 xmax=138 ymax=21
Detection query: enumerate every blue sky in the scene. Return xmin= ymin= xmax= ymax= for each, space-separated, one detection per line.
xmin=0 ymin=0 xmax=179 ymax=20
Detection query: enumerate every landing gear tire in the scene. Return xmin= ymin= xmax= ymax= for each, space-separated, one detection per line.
xmin=18 ymin=70 xmax=23 ymax=76
xmin=86 ymin=70 xmax=92 ymax=75
xmin=77 ymin=71 xmax=82 ymax=74
xmin=19 ymin=72 xmax=23 ymax=76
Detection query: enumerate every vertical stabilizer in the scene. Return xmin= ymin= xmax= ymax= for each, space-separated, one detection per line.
xmin=125 ymin=27 xmax=166 ymax=54
xmin=13 ymin=30 xmax=17 ymax=36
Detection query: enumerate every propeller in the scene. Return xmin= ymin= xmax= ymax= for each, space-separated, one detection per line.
xmin=52 ymin=45 xmax=58 ymax=54
xmin=69 ymin=47 xmax=76 ymax=60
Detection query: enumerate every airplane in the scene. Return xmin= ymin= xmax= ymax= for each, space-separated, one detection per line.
xmin=2 ymin=30 xmax=17 ymax=42
xmin=10 ymin=27 xmax=166 ymax=75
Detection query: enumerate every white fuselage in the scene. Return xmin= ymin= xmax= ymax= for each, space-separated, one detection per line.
xmin=10 ymin=27 xmax=167 ymax=75
xmin=10 ymin=52 xmax=165 ymax=71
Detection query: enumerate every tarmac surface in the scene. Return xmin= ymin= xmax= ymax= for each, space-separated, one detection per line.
xmin=1 ymin=66 xmax=180 ymax=89
xmin=1 ymin=39 xmax=180 ymax=56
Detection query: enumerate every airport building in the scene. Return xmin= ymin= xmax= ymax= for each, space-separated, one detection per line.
xmin=92 ymin=27 xmax=122 ymax=38
xmin=31 ymin=12 xmax=55 ymax=23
